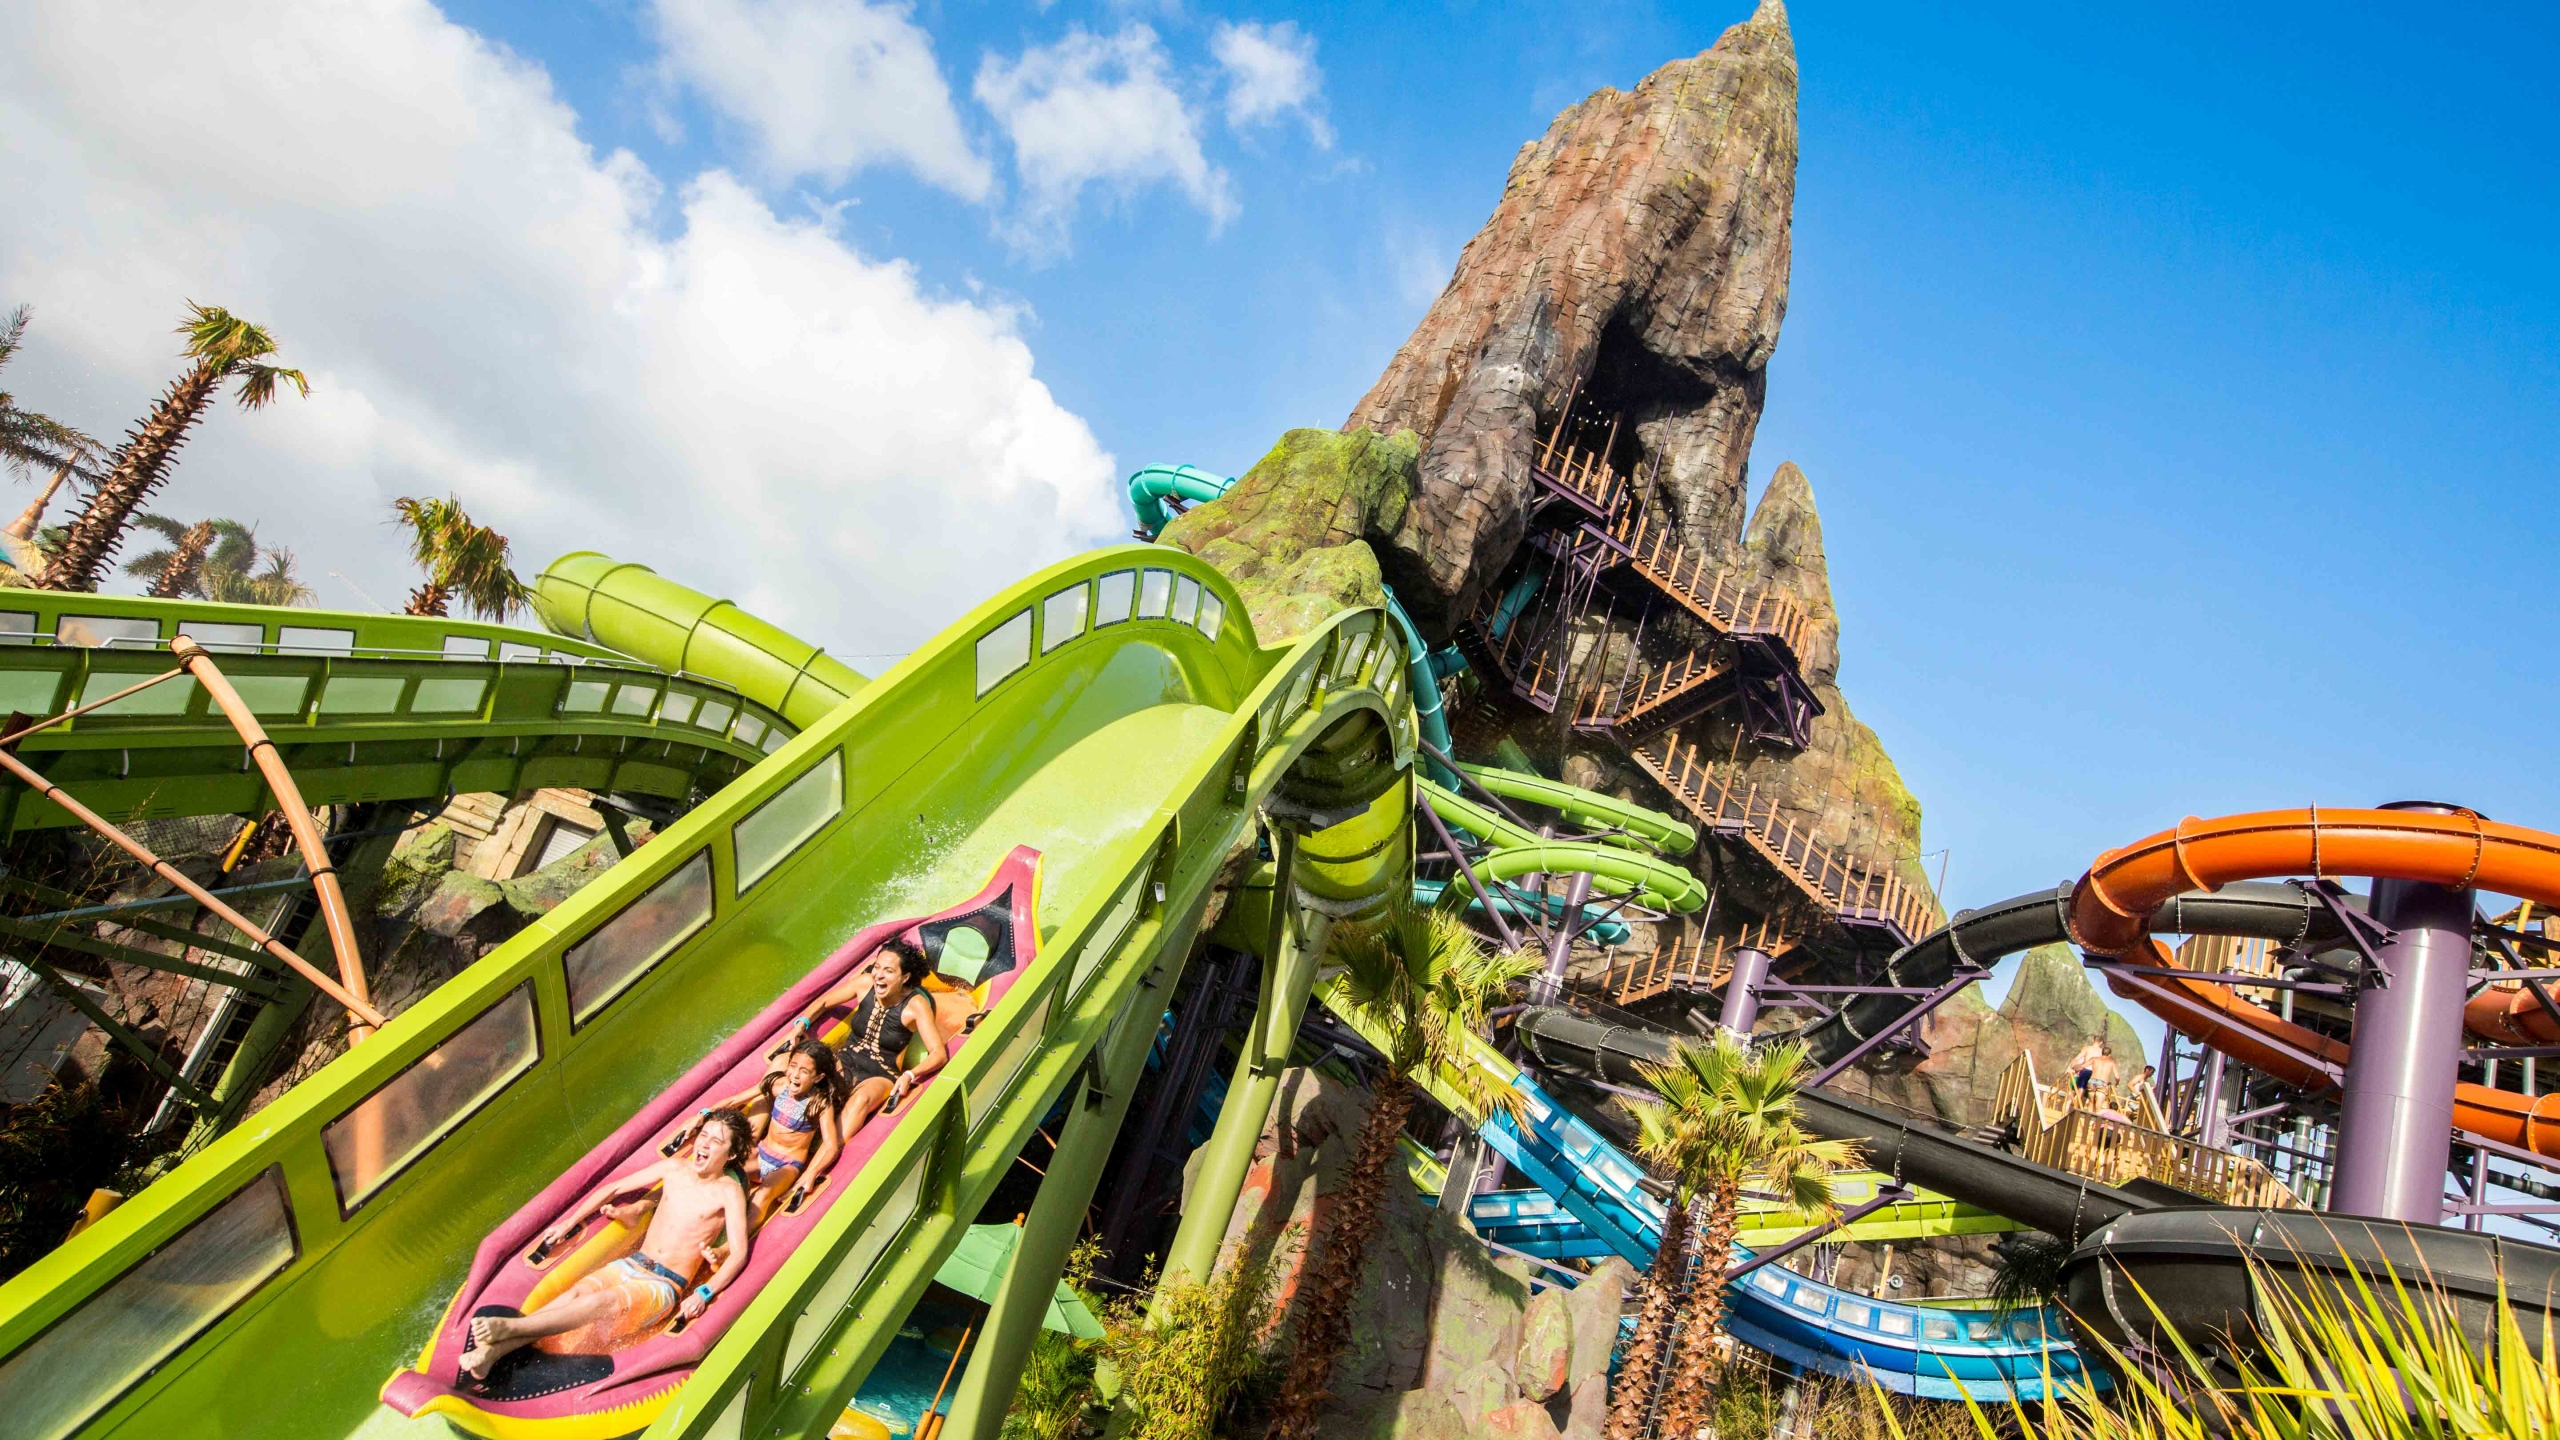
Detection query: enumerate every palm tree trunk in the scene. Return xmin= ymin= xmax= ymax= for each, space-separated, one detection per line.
xmin=148 ymin=521 xmax=215 ymax=598
xmin=1264 ymin=1069 xmax=1414 ymax=1440
xmin=1655 ymin=1184 xmax=1742 ymax=1439
xmin=5 ymin=462 xmax=73 ymax=542
xmin=1603 ymin=1199 xmax=1691 ymax=1440
xmin=40 ymin=363 xmax=220 ymax=591
xmin=405 ymin=581 xmax=450 ymax=617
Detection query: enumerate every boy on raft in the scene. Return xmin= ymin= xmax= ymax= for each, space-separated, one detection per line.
xmin=781 ymin=937 xmax=950 ymax=1132
xmin=458 ymin=1109 xmax=756 ymax=1382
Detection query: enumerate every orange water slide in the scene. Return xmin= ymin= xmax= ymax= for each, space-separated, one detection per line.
xmin=2068 ymin=807 xmax=2560 ymax=1158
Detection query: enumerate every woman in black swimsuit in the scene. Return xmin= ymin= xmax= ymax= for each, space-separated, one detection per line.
xmin=803 ymin=938 xmax=948 ymax=1135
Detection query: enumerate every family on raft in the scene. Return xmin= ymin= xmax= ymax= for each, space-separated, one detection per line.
xmin=457 ymin=938 xmax=954 ymax=1382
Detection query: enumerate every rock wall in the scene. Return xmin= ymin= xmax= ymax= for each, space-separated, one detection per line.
xmin=1346 ymin=0 xmax=1799 ymax=631
xmin=1161 ymin=428 xmax=1419 ymax=644
xmin=1189 ymin=1067 xmax=1629 ymax=1440
xmin=1828 ymin=944 xmax=2148 ymax=1130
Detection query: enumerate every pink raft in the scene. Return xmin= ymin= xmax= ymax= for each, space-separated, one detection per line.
xmin=383 ymin=847 xmax=1044 ymax=1440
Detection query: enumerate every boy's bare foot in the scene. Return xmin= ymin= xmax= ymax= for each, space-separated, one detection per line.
xmin=460 ymin=1315 xmax=512 ymax=1380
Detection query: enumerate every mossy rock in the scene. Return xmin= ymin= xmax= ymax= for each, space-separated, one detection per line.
xmin=1161 ymin=427 xmax=1420 ymax=642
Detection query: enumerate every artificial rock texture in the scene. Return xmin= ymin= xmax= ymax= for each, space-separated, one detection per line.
xmin=1828 ymin=944 xmax=2149 ymax=1131
xmin=1185 ymin=1067 xmax=1630 ymax=1440
xmin=1161 ymin=428 xmax=1418 ymax=644
xmin=1346 ymin=0 xmax=1797 ymax=631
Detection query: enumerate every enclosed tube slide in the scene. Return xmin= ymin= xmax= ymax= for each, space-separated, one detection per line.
xmin=2067 ymin=807 xmax=2560 ymax=1158
xmin=1125 ymin=464 xmax=1232 ymax=537
xmin=1452 ymin=762 xmax=1696 ymax=855
xmin=534 ymin=553 xmax=868 ymax=728
xmin=1123 ymin=462 xmax=1463 ymax=788
xmin=1409 ymin=879 xmax=1632 ymax=946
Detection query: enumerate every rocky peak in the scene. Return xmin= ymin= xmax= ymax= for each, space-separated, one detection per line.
xmin=1346 ymin=0 xmax=1798 ymax=629
xmin=1741 ymin=460 xmax=1837 ymax=687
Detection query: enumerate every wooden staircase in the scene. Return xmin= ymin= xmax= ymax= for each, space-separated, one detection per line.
xmin=1590 ymin=917 xmax=1799 ymax=1007
xmin=1990 ymin=1053 xmax=2303 ymax=1210
xmin=1607 ymin=507 xmax=1817 ymax=668
xmin=1628 ymin=735 xmax=1942 ymax=950
xmin=1574 ymin=647 xmax=1740 ymax=740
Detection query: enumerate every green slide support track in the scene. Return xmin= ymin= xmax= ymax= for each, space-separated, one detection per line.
xmin=1420 ymin=779 xmax=1706 ymax=913
xmin=1451 ymin=762 xmax=1695 ymax=855
xmin=0 ymin=591 xmax=795 ymax=834
xmin=0 ymin=547 xmax=1419 ymax=1440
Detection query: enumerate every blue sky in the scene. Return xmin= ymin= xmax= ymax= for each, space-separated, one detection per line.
xmin=6 ymin=1 xmax=2556 ymax=1035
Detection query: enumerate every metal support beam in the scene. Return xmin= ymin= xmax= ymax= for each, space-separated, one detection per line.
xmin=941 ymin=944 xmax=1180 ymax=1440
xmin=1726 ymin=1185 xmax=1911 ymax=1283
xmin=2333 ymin=804 xmax=2475 ymax=1224
xmin=1156 ymin=829 xmax=1318 ymax=1293
xmin=1720 ymin=946 xmax=1772 ymax=1039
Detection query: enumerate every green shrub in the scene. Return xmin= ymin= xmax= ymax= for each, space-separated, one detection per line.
xmin=1887 ymin=1257 xmax=2560 ymax=1440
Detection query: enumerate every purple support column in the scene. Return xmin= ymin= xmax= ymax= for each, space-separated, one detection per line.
xmin=1531 ymin=871 xmax=1593 ymax=1004
xmin=1719 ymin=946 xmax=1772 ymax=1040
xmin=2197 ymin=1050 xmax=2227 ymax=1149
xmin=2331 ymin=801 xmax=2478 ymax=1224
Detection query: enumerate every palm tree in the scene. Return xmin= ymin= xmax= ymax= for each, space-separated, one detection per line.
xmin=39 ymin=304 xmax=306 ymax=592
xmin=1264 ymin=910 xmax=1539 ymax=1440
xmin=124 ymin=514 xmax=221 ymax=597
xmin=1602 ymin=1109 xmax=1697 ymax=1440
xmin=1626 ymin=1035 xmax=1858 ymax=1440
xmin=391 ymin=495 xmax=529 ymax=620
xmin=210 ymin=547 xmax=313 ymax=608
xmin=0 ymin=305 xmax=99 ymax=481
xmin=0 ymin=306 xmax=102 ymax=581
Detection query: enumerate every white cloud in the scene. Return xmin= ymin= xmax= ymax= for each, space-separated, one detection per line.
xmin=649 ymin=0 xmax=991 ymax=199
xmin=973 ymin=26 xmax=1234 ymax=254
xmin=0 ymin=0 xmax=1119 ymax=658
xmin=1211 ymin=20 xmax=1330 ymax=148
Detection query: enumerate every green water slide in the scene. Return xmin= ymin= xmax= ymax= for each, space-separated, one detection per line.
xmin=1450 ymin=762 xmax=1694 ymax=855
xmin=0 ymin=547 xmax=1421 ymax=1440
xmin=0 ymin=591 xmax=804 ymax=834
xmin=1419 ymin=779 xmax=1706 ymax=913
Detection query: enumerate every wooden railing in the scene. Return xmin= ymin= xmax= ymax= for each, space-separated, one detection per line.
xmin=1627 ymin=736 xmax=1943 ymax=947
xmin=1609 ymin=508 xmax=1816 ymax=664
xmin=1575 ymin=646 xmax=1736 ymax=736
xmin=1592 ymin=918 xmax=1797 ymax=1007
xmin=2172 ymin=932 xmax=2284 ymax=1006
xmin=1991 ymin=1054 xmax=2301 ymax=1209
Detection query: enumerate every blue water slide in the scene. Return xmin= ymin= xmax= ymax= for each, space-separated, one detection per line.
xmin=1127 ymin=463 xmax=1234 ymax=536
xmin=1127 ymin=461 xmax=1463 ymax=788
xmin=1379 ymin=583 xmax=1459 ymax=788
xmin=1410 ymin=879 xmax=1632 ymax=946
xmin=1467 ymin=1073 xmax=2091 ymax=1400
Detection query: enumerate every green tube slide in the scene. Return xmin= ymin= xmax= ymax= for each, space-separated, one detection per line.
xmin=1453 ymin=762 xmax=1694 ymax=855
xmin=1463 ymin=841 xmax=1707 ymax=914
xmin=0 ymin=545 xmax=1414 ymax=1440
xmin=534 ymin=552 xmax=869 ymax=729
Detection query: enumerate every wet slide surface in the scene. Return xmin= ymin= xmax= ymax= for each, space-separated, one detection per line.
xmin=0 ymin=547 xmax=1416 ymax=1440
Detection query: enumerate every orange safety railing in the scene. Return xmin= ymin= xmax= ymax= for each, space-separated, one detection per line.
xmin=1991 ymin=1053 xmax=2301 ymax=1209
xmin=1609 ymin=509 xmax=1817 ymax=664
xmin=1591 ymin=918 xmax=1797 ymax=1007
xmin=1628 ymin=735 xmax=1943 ymax=947
xmin=1576 ymin=646 xmax=1737 ymax=736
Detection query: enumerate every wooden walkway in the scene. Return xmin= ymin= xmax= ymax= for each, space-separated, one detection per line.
xmin=1607 ymin=507 xmax=1816 ymax=666
xmin=1991 ymin=1053 xmax=2302 ymax=1210
xmin=1574 ymin=646 xmax=1739 ymax=740
xmin=1628 ymin=735 xmax=1942 ymax=949
xmin=1590 ymin=917 xmax=1797 ymax=1007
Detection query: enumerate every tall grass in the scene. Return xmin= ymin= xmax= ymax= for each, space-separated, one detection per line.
xmin=1884 ymin=1258 xmax=2560 ymax=1440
